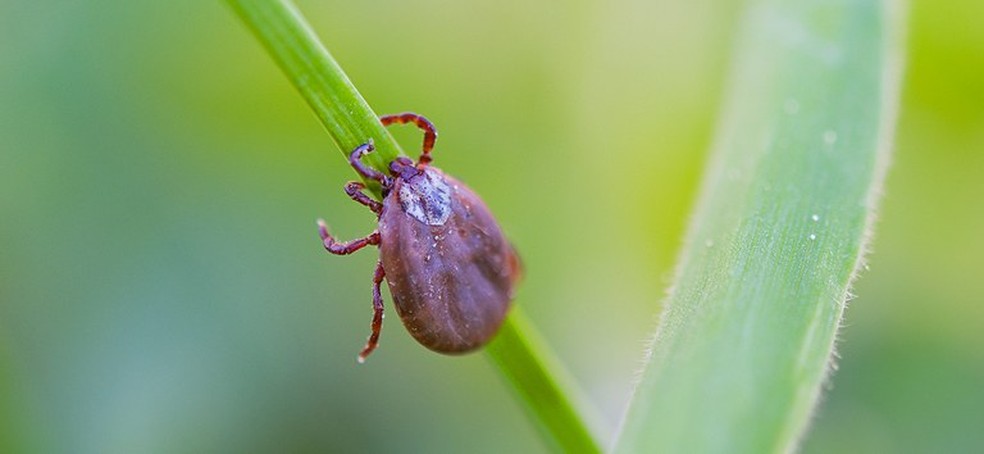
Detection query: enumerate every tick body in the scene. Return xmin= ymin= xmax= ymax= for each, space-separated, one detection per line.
xmin=318 ymin=113 xmax=521 ymax=362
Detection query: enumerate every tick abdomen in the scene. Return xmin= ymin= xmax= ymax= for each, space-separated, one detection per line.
xmin=379 ymin=171 xmax=517 ymax=353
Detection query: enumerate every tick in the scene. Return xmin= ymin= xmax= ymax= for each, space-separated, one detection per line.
xmin=318 ymin=112 xmax=522 ymax=362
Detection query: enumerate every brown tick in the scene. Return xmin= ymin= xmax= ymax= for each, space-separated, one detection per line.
xmin=318 ymin=113 xmax=522 ymax=362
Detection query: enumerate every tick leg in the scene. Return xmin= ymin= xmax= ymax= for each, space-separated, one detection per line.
xmin=357 ymin=260 xmax=386 ymax=363
xmin=317 ymin=219 xmax=380 ymax=255
xmin=349 ymin=141 xmax=390 ymax=185
xmin=380 ymin=112 xmax=438 ymax=167
xmin=344 ymin=181 xmax=382 ymax=214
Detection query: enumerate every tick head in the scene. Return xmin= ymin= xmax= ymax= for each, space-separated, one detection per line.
xmin=388 ymin=156 xmax=419 ymax=181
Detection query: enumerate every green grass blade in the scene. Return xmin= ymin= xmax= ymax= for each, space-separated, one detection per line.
xmin=225 ymin=1 xmax=603 ymax=452
xmin=226 ymin=0 xmax=402 ymax=187
xmin=615 ymin=0 xmax=904 ymax=452
xmin=486 ymin=308 xmax=604 ymax=454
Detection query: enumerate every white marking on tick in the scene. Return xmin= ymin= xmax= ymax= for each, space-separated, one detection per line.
xmin=399 ymin=168 xmax=452 ymax=225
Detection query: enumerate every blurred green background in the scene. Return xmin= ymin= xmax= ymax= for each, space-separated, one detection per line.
xmin=1 ymin=0 xmax=981 ymax=452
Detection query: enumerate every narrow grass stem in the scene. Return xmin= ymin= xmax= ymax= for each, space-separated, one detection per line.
xmin=226 ymin=1 xmax=603 ymax=452
xmin=227 ymin=0 xmax=400 ymax=192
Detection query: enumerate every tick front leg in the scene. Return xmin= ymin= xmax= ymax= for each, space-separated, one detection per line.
xmin=380 ymin=112 xmax=437 ymax=167
xmin=349 ymin=141 xmax=390 ymax=185
xmin=344 ymin=181 xmax=382 ymax=214
xmin=317 ymin=219 xmax=380 ymax=255
xmin=357 ymin=260 xmax=386 ymax=363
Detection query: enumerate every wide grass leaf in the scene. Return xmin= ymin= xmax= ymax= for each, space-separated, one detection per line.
xmin=615 ymin=0 xmax=904 ymax=452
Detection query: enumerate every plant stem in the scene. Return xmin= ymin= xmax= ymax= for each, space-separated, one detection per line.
xmin=226 ymin=1 xmax=603 ymax=452
xmin=226 ymin=0 xmax=401 ymax=192
xmin=486 ymin=308 xmax=604 ymax=453
xmin=614 ymin=0 xmax=904 ymax=452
